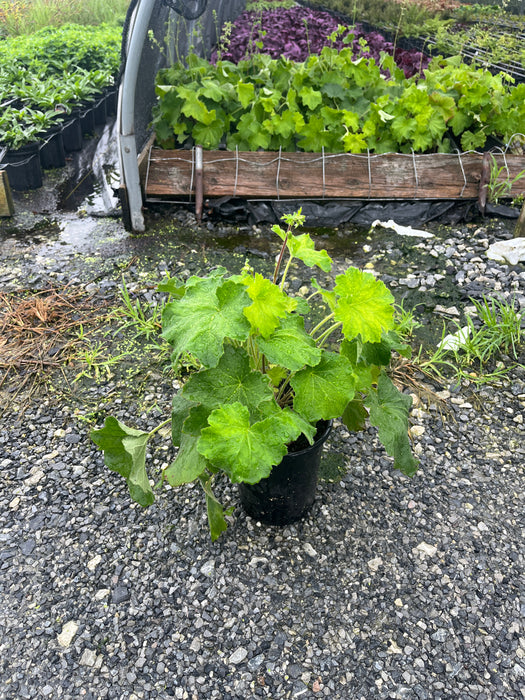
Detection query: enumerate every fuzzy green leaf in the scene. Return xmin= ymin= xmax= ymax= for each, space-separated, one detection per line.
xmin=342 ymin=130 xmax=367 ymax=152
xmin=365 ymin=372 xmax=418 ymax=477
xmin=341 ymin=399 xmax=368 ymax=432
xmin=243 ymin=273 xmax=297 ymax=338
xmin=299 ymin=86 xmax=323 ymax=109
xmin=162 ymin=279 xmax=251 ymax=368
xmin=183 ymin=404 xmax=213 ymax=436
xmin=192 ymin=118 xmax=225 ymax=149
xmin=360 ymin=330 xmax=410 ymax=367
xmin=178 ymin=86 xmax=216 ymax=125
xmin=297 ymin=114 xmax=333 ymax=151
xmin=90 ymin=417 xmax=154 ymax=506
xmin=256 ymin=314 xmax=322 ymax=371
xmin=334 ymin=268 xmax=395 ymax=343
xmin=165 ymin=433 xmax=208 ymax=487
xmin=291 ymin=350 xmax=356 ymax=422
xmin=157 ymin=275 xmax=185 ymax=298
xmin=200 ymin=79 xmax=230 ymax=102
xmin=288 ymin=233 xmax=332 ymax=272
xmin=236 ymin=81 xmax=255 ymax=108
xmin=182 ymin=345 xmax=274 ymax=419
xmin=340 ymin=338 xmax=378 ymax=392
xmin=171 ymin=393 xmax=196 ymax=446
xmin=197 ymin=403 xmax=302 ymax=484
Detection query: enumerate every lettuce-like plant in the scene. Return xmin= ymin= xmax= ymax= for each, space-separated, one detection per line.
xmin=91 ymin=211 xmax=418 ymax=540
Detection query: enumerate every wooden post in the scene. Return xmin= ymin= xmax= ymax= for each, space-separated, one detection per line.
xmin=0 ymin=170 xmax=14 ymax=217
xmin=194 ymin=145 xmax=203 ymax=223
xmin=515 ymin=199 xmax=525 ymax=238
xmin=478 ymin=152 xmax=491 ymax=214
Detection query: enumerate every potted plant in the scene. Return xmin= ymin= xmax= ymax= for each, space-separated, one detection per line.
xmin=0 ymin=107 xmax=43 ymax=190
xmin=91 ymin=210 xmax=418 ymax=540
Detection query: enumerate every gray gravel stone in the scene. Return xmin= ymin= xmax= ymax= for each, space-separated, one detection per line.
xmin=1 ymin=214 xmax=524 ymax=700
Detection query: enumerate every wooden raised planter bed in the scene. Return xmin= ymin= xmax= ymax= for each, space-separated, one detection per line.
xmin=141 ymin=145 xmax=525 ymax=220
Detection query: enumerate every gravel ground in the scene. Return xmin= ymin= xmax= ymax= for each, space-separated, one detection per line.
xmin=0 ymin=206 xmax=524 ymax=700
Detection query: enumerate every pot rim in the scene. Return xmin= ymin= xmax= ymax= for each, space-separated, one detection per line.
xmin=286 ymin=418 xmax=332 ymax=458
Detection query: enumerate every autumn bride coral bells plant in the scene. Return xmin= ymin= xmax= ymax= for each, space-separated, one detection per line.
xmin=91 ymin=210 xmax=418 ymax=540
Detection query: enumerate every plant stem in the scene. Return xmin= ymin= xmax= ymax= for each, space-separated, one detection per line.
xmin=316 ymin=321 xmax=343 ymax=347
xmin=149 ymin=417 xmax=172 ymax=438
xmin=273 ymin=233 xmax=289 ymax=284
xmin=279 ymin=255 xmax=294 ymax=291
xmin=310 ymin=312 xmax=335 ymax=339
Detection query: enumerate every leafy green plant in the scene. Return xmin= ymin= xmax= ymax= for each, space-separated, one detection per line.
xmin=91 ymin=210 xmax=418 ymax=541
xmin=0 ymin=0 xmax=128 ymax=37
xmin=111 ymin=276 xmax=165 ymax=344
xmin=0 ymin=23 xmax=120 ymax=147
xmin=468 ymin=295 xmax=523 ymax=361
xmin=246 ymin=0 xmax=295 ymax=10
xmin=395 ymin=295 xmax=524 ymax=388
xmin=394 ymin=300 xmax=422 ymax=340
xmin=72 ymin=340 xmax=130 ymax=382
xmin=488 ymin=155 xmax=525 ymax=204
xmin=152 ymin=49 xmax=525 ymax=154
xmin=0 ymin=107 xmax=42 ymax=149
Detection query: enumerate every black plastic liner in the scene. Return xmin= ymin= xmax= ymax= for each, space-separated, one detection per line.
xmin=205 ymin=197 xmax=480 ymax=227
xmin=485 ymin=202 xmax=521 ymax=219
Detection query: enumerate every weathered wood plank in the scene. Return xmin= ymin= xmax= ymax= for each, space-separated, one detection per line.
xmin=144 ymin=149 xmax=525 ymax=201
xmin=0 ymin=170 xmax=14 ymax=217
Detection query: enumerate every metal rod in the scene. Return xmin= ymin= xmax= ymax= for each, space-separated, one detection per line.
xmin=195 ymin=145 xmax=203 ymax=223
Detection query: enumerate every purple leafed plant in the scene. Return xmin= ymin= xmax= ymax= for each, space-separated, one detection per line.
xmin=212 ymin=7 xmax=430 ymax=77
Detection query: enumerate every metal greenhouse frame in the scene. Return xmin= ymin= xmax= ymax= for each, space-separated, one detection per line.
xmin=117 ymin=0 xmax=245 ymax=231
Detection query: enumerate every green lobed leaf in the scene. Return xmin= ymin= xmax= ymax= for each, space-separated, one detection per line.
xmin=157 ymin=275 xmax=185 ymax=298
xmin=340 ymin=338 xmax=378 ymax=392
xmin=171 ymin=393 xmax=196 ymax=446
xmin=183 ymin=404 xmax=213 ymax=436
xmin=333 ymin=267 xmax=395 ymax=343
xmin=193 ymin=118 xmax=225 ymax=149
xmin=177 ymin=86 xmax=216 ymax=125
xmin=341 ymin=399 xmax=368 ymax=432
xmin=288 ymin=233 xmax=332 ymax=272
xmin=161 ymin=278 xmax=251 ymax=368
xmin=311 ymin=278 xmax=337 ymax=311
xmin=164 ymin=433 xmax=208 ymax=487
xmin=90 ymin=417 xmax=154 ymax=507
xmin=255 ymin=314 xmax=322 ymax=372
xmin=279 ymin=407 xmax=317 ymax=445
xmin=243 ymin=273 xmax=297 ymax=338
xmin=236 ymin=80 xmax=255 ymax=108
xmin=197 ymin=402 xmax=304 ymax=484
xmin=182 ymin=345 xmax=274 ymax=419
xmin=291 ymin=350 xmax=356 ymax=422
xmin=299 ymin=86 xmax=323 ymax=110
xmin=365 ymin=372 xmax=418 ymax=477
xmin=297 ymin=114 xmax=333 ymax=151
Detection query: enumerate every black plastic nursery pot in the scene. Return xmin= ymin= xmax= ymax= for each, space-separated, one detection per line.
xmin=1 ymin=142 xmax=43 ymax=190
xmin=39 ymin=125 xmax=66 ymax=170
xmin=61 ymin=112 xmax=84 ymax=152
xmin=79 ymin=103 xmax=96 ymax=137
xmin=238 ymin=420 xmax=332 ymax=526
xmin=93 ymin=95 xmax=107 ymax=126
xmin=105 ymin=88 xmax=118 ymax=117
